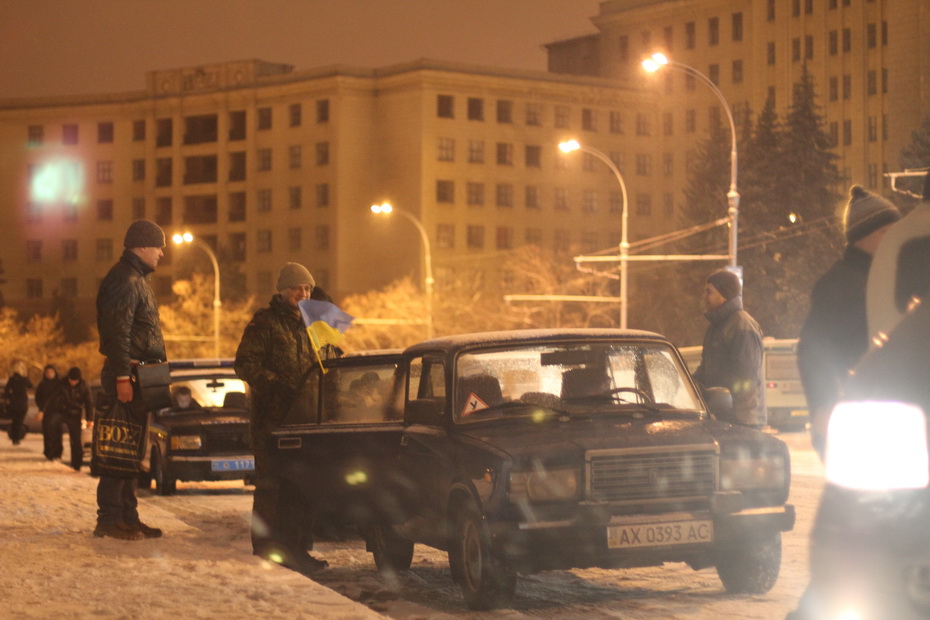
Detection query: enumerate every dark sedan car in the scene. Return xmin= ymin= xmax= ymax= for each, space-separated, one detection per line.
xmin=802 ymin=297 xmax=930 ymax=620
xmin=270 ymin=329 xmax=795 ymax=609
xmin=140 ymin=359 xmax=252 ymax=495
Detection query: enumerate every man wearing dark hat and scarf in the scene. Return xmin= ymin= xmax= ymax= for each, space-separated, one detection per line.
xmin=798 ymin=185 xmax=902 ymax=458
xmin=692 ymin=268 xmax=766 ymax=428
xmin=235 ymin=262 xmax=329 ymax=575
xmin=94 ymin=219 xmax=168 ymax=540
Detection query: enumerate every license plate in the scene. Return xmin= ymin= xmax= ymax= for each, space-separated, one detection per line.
xmin=607 ymin=519 xmax=713 ymax=549
xmin=790 ymin=409 xmax=808 ymax=417
xmin=211 ymin=458 xmax=255 ymax=472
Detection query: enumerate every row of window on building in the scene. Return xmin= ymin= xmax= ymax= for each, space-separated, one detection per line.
xmin=25 ymin=99 xmax=331 ymax=147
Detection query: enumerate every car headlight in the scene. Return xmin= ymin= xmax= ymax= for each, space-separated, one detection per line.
xmin=719 ymin=452 xmax=787 ymax=491
xmin=170 ymin=434 xmax=203 ymax=450
xmin=509 ymin=467 xmax=580 ymax=502
xmin=825 ymin=401 xmax=928 ymax=491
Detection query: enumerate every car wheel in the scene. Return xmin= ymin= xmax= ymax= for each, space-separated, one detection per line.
xmin=366 ymin=525 xmax=414 ymax=572
xmin=716 ymin=533 xmax=782 ymax=594
xmin=448 ymin=498 xmax=516 ymax=610
xmin=152 ymin=448 xmax=176 ymax=496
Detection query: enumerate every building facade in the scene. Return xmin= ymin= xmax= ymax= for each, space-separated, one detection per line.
xmin=548 ymin=0 xmax=930 ymax=194
xmin=0 ymin=59 xmax=661 ymax=322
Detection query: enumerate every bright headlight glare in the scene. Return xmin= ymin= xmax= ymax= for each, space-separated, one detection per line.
xmin=720 ymin=454 xmax=786 ymax=491
xmin=825 ymin=401 xmax=929 ymax=490
xmin=510 ymin=468 xmax=579 ymax=502
xmin=170 ymin=434 xmax=202 ymax=450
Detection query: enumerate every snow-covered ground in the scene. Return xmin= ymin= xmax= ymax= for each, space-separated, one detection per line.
xmin=1 ymin=432 xmax=823 ymax=619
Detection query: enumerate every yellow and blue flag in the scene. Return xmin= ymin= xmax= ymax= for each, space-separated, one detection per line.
xmin=298 ymin=299 xmax=354 ymax=372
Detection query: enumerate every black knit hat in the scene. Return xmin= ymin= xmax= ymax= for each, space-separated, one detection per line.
xmin=67 ymin=367 xmax=82 ymax=381
xmin=843 ymin=186 xmax=901 ymax=244
xmin=707 ymin=269 xmax=742 ymax=300
xmin=124 ymin=219 xmax=166 ymax=248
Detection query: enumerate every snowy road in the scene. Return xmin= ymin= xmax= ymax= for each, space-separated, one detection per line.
xmin=2 ymin=432 xmax=822 ymax=619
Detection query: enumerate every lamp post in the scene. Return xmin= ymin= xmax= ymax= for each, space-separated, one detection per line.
xmin=558 ymin=140 xmax=630 ymax=329
xmin=642 ymin=52 xmax=740 ymax=269
xmin=172 ymin=232 xmax=221 ymax=359
xmin=370 ymin=202 xmax=435 ymax=339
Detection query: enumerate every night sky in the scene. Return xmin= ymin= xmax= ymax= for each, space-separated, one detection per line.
xmin=0 ymin=0 xmax=601 ymax=98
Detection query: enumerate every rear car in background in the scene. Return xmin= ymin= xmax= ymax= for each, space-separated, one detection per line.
xmin=803 ymin=298 xmax=930 ymax=619
xmin=140 ymin=359 xmax=252 ymax=495
xmin=679 ymin=338 xmax=808 ymax=432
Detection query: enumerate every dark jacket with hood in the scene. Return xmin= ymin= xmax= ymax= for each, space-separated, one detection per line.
xmin=35 ymin=365 xmax=59 ymax=411
xmin=3 ymin=372 xmax=33 ymax=415
xmin=693 ymin=296 xmax=766 ymax=427
xmin=96 ymin=249 xmax=166 ymax=389
xmin=235 ymin=295 xmax=318 ymax=451
xmin=45 ymin=377 xmax=94 ymax=422
xmin=798 ymin=245 xmax=872 ymax=428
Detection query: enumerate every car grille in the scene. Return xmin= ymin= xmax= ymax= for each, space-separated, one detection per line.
xmin=204 ymin=426 xmax=251 ymax=453
xmin=588 ymin=446 xmax=716 ymax=504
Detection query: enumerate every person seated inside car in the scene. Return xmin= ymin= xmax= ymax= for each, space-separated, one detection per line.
xmin=171 ymin=386 xmax=202 ymax=411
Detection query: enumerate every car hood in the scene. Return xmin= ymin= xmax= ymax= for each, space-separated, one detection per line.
xmin=456 ymin=415 xmax=781 ymax=462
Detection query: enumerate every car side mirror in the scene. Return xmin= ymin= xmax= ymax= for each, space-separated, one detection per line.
xmin=704 ymin=387 xmax=734 ymax=419
xmin=406 ymin=398 xmax=444 ymax=425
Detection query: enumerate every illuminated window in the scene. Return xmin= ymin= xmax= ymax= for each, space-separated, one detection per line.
xmin=63 ymin=124 xmax=78 ymax=145
xmin=438 ymin=138 xmax=455 ymax=162
xmin=468 ymin=140 xmax=485 ymax=163
xmin=97 ymin=199 xmax=113 ymax=221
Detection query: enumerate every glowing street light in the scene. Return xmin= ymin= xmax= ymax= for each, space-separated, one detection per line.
xmin=558 ymin=140 xmax=630 ymax=329
xmin=643 ymin=52 xmax=740 ymax=269
xmin=172 ymin=232 xmax=222 ymax=358
xmin=370 ymin=202 xmax=435 ymax=339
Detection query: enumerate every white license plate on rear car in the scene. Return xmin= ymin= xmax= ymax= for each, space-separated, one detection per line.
xmin=607 ymin=519 xmax=713 ymax=549
xmin=211 ymin=458 xmax=255 ymax=472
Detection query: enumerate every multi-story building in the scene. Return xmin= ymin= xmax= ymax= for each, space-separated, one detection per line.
xmin=0 ymin=59 xmax=659 ymax=323
xmin=547 ymin=0 xmax=930 ymax=193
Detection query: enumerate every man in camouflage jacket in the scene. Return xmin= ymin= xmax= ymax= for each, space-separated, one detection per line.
xmin=235 ymin=262 xmax=327 ymax=574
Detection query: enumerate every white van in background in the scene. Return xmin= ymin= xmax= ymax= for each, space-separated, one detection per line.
xmin=678 ymin=338 xmax=808 ymax=432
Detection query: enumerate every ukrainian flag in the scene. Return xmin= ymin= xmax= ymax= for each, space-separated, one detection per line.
xmin=298 ymin=299 xmax=354 ymax=371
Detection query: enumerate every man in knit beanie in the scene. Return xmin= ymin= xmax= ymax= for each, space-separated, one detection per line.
xmin=692 ymin=268 xmax=766 ymax=428
xmin=867 ymin=169 xmax=930 ymax=339
xmin=234 ymin=262 xmax=329 ymax=575
xmin=798 ymin=185 xmax=902 ymax=458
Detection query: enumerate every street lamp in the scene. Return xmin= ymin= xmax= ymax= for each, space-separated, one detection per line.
xmin=559 ymin=140 xmax=631 ymax=329
xmin=172 ymin=232 xmax=222 ymax=359
xmin=642 ymin=52 xmax=740 ymax=269
xmin=370 ymin=202 xmax=435 ymax=339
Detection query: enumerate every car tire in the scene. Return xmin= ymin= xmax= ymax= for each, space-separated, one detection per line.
xmin=716 ymin=533 xmax=782 ymax=594
xmin=448 ymin=498 xmax=516 ymax=610
xmin=152 ymin=448 xmax=176 ymax=496
xmin=365 ymin=525 xmax=414 ymax=572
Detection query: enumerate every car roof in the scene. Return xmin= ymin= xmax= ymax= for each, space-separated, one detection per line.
xmin=403 ymin=328 xmax=670 ymax=357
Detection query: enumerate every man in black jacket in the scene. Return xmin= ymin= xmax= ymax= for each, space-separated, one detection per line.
xmin=94 ymin=219 xmax=167 ymax=541
xmin=692 ymin=268 xmax=766 ymax=428
xmin=798 ymin=185 xmax=901 ymax=458
xmin=43 ymin=367 xmax=93 ymax=470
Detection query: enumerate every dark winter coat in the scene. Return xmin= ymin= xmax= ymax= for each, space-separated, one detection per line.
xmin=235 ymin=295 xmax=318 ymax=451
xmin=35 ymin=366 xmax=59 ymax=411
xmin=798 ymin=246 xmax=872 ymax=427
xmin=45 ymin=378 xmax=94 ymax=422
xmin=96 ymin=249 xmax=167 ymax=385
xmin=3 ymin=372 xmax=33 ymax=415
xmin=693 ymin=296 xmax=766 ymax=427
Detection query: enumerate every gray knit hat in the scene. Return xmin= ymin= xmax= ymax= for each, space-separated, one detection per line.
xmin=843 ymin=185 xmax=901 ymax=244
xmin=123 ymin=219 xmax=166 ymax=248
xmin=276 ymin=262 xmax=315 ymax=291
xmin=706 ymin=268 xmax=742 ymax=300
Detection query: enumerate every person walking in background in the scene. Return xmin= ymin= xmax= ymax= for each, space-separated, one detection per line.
xmin=797 ymin=185 xmax=901 ymax=459
xmin=692 ymin=268 xmax=766 ymax=429
xmin=3 ymin=361 xmax=33 ymax=445
xmin=235 ymin=262 xmax=328 ymax=575
xmin=94 ymin=219 xmax=168 ymax=541
xmin=43 ymin=367 xmax=94 ymax=471
xmin=35 ymin=364 xmax=60 ymax=460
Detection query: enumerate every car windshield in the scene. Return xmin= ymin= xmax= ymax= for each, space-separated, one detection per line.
xmin=169 ymin=373 xmax=247 ymax=409
xmin=454 ymin=341 xmax=702 ymax=423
